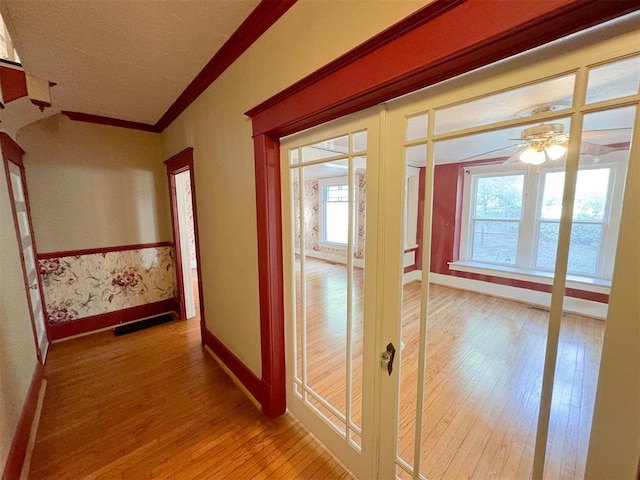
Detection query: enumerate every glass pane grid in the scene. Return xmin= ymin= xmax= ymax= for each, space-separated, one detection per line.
xmin=586 ymin=55 xmax=640 ymax=104
xmin=288 ymin=128 xmax=368 ymax=465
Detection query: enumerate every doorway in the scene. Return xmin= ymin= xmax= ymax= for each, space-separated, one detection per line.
xmin=279 ymin=23 xmax=639 ymax=479
xmin=165 ymin=148 xmax=205 ymax=335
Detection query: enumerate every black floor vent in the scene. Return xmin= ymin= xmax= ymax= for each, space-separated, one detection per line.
xmin=113 ymin=314 xmax=174 ymax=336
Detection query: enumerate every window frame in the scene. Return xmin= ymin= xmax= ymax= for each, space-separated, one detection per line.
xmin=318 ymin=176 xmax=350 ymax=247
xmin=460 ymin=154 xmax=627 ymax=281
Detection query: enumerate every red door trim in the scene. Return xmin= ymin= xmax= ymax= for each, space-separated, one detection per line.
xmin=253 ymin=134 xmax=285 ymax=417
xmin=164 ymin=148 xmax=206 ymax=344
xmin=246 ymin=1 xmax=639 ymax=417
xmin=1 ymin=133 xmax=50 ymax=362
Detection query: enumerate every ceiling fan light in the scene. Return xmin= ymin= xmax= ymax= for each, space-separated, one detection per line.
xmin=546 ymin=144 xmax=567 ymax=160
xmin=520 ymin=147 xmax=545 ymax=165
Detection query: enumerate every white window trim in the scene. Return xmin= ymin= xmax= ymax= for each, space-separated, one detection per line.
xmin=318 ymin=176 xmax=349 ymax=248
xmin=459 ymin=152 xmax=628 ymax=282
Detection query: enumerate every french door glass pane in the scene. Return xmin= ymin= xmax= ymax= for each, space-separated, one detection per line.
xmin=435 ymin=74 xmax=574 ymax=134
xmin=290 ymin=149 xmax=367 ymax=448
xmin=586 ymin=55 xmax=640 ymax=104
xmin=543 ymin=105 xmax=635 ymax=478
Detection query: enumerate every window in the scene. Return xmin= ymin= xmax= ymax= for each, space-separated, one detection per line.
xmin=320 ymin=178 xmax=349 ymax=245
xmin=536 ymin=168 xmax=611 ymax=275
xmin=471 ymin=174 xmax=524 ymax=265
xmin=462 ymin=161 xmax=623 ymax=280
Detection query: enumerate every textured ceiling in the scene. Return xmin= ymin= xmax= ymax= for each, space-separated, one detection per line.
xmin=0 ymin=0 xmax=260 ymax=125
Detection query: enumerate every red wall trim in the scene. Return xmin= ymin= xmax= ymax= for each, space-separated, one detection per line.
xmin=202 ymin=327 xmax=265 ymax=405
xmin=37 ymin=242 xmax=173 ymax=260
xmin=1 ymin=364 xmax=44 ymax=480
xmin=247 ymin=0 xmax=640 ymax=138
xmin=61 ymin=111 xmax=158 ymax=133
xmin=253 ymin=134 xmax=285 ymax=418
xmin=48 ymin=298 xmax=179 ymax=340
xmin=154 ymin=0 xmax=297 ymax=132
xmin=246 ymin=1 xmax=637 ymax=417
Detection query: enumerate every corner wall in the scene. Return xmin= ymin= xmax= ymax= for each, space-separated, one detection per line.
xmin=16 ymin=114 xmax=175 ymax=339
xmin=161 ymin=0 xmax=430 ymax=378
xmin=17 ymin=114 xmax=170 ymax=253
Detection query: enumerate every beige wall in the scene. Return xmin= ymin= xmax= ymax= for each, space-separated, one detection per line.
xmin=0 ymin=157 xmax=39 ymax=470
xmin=162 ymin=0 xmax=430 ymax=376
xmin=18 ymin=114 xmax=170 ymax=253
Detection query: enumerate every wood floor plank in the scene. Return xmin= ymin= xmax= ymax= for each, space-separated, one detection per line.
xmin=28 ymin=277 xmax=355 ymax=479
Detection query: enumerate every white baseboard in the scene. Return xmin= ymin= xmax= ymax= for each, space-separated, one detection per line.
xmin=429 ymin=272 xmax=607 ymax=319
xmin=302 ymin=249 xmax=365 ymax=269
xmin=403 ymin=270 xmax=422 ymax=284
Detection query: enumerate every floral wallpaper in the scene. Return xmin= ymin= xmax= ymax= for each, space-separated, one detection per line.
xmin=38 ymin=246 xmax=176 ymax=325
xmin=293 ymin=173 xmax=366 ymax=260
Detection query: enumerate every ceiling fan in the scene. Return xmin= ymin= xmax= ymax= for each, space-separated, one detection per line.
xmin=460 ymin=104 xmax=629 ymax=165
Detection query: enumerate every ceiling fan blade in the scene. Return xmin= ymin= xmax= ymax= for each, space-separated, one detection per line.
xmin=503 ymin=148 xmax=526 ymax=164
xmin=459 ymin=143 xmax=528 ymax=162
xmin=579 ymin=141 xmax=615 ymax=156
xmin=581 ymin=127 xmax=632 ymax=140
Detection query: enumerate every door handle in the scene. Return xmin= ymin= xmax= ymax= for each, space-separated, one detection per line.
xmin=380 ymin=342 xmax=396 ymax=376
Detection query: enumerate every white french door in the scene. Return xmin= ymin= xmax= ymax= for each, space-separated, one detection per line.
xmin=280 ymin=18 xmax=638 ymax=480
xmin=280 ymin=107 xmax=383 ymax=479
xmin=6 ymin=159 xmax=50 ymax=362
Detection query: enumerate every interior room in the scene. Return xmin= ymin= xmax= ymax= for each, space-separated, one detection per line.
xmin=1 ymin=2 xmax=638 ymax=479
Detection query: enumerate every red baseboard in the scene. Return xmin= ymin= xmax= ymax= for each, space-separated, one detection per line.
xmin=202 ymin=327 xmax=265 ymax=407
xmin=48 ymin=298 xmax=179 ymax=340
xmin=2 ymin=364 xmax=44 ymax=480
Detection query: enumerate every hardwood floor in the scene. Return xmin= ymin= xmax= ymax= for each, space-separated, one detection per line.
xmin=295 ymin=257 xmax=604 ymax=479
xmin=30 ymin=262 xmax=604 ymax=479
xmin=27 ymin=277 xmax=355 ymax=479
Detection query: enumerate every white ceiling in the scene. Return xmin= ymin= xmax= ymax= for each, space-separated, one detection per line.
xmin=0 ymin=0 xmax=260 ymax=125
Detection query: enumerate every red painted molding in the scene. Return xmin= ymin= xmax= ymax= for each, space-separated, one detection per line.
xmin=164 ymin=147 xmax=194 ymax=172
xmin=0 ymin=65 xmax=28 ymax=104
xmin=247 ymin=0 xmax=640 ymax=138
xmin=47 ymin=298 xmax=179 ymax=340
xmin=61 ymin=111 xmax=158 ymax=133
xmin=253 ymin=134 xmax=286 ymax=418
xmin=246 ymin=0 xmax=637 ymax=417
xmin=0 ymin=133 xmax=26 ymax=164
xmin=164 ymin=147 xmax=206 ymax=346
xmin=202 ymin=327 xmax=265 ymax=405
xmin=1 ymin=364 xmax=44 ymax=480
xmin=246 ymin=0 xmax=463 ymax=121
xmin=37 ymin=242 xmax=173 ymax=260
xmin=56 ymin=2 xmax=296 ymax=134
xmin=154 ymin=0 xmax=297 ymax=132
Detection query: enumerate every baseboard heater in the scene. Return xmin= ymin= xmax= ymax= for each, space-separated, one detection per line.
xmin=113 ymin=314 xmax=174 ymax=336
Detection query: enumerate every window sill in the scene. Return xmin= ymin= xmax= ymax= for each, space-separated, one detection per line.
xmin=319 ymin=241 xmax=347 ymax=249
xmin=448 ymin=261 xmax=611 ymax=294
